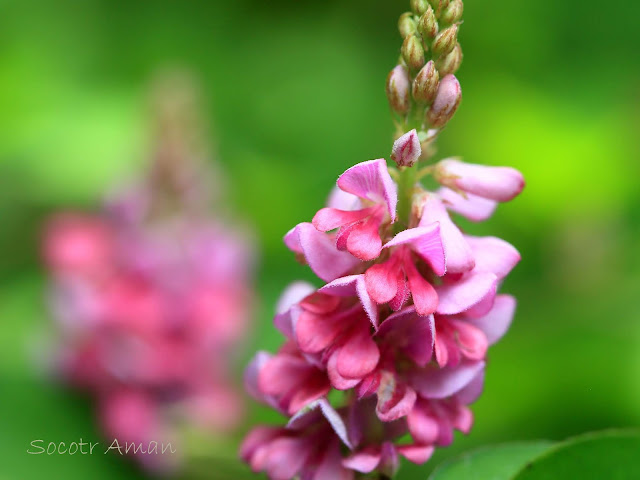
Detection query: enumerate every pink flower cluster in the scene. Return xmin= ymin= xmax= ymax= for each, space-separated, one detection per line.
xmin=242 ymin=130 xmax=524 ymax=479
xmin=42 ymin=183 xmax=254 ymax=472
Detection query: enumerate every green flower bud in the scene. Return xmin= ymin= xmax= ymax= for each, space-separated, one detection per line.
xmin=410 ymin=0 xmax=428 ymax=15
xmin=432 ymin=24 xmax=458 ymax=57
xmin=435 ymin=43 xmax=462 ymax=76
xmin=426 ymin=74 xmax=461 ymax=128
xmin=417 ymin=5 xmax=438 ymax=39
xmin=402 ymin=34 xmax=425 ymax=70
xmin=412 ymin=60 xmax=439 ymax=104
xmin=386 ymin=65 xmax=411 ymax=114
xmin=428 ymin=0 xmax=450 ymax=12
xmin=441 ymin=0 xmax=463 ymax=24
xmin=398 ymin=12 xmax=417 ymax=38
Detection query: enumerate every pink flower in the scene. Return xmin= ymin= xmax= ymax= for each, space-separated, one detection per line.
xmin=435 ymin=159 xmax=525 ymax=202
xmin=312 ymin=159 xmax=398 ymax=261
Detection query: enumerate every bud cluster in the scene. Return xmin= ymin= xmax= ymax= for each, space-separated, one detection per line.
xmin=387 ymin=0 xmax=464 ymax=140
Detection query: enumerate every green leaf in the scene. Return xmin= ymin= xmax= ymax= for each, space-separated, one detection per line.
xmin=512 ymin=429 xmax=640 ymax=480
xmin=428 ymin=442 xmax=553 ymax=480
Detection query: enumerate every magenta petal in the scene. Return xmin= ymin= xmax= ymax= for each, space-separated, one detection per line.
xmin=436 ymin=272 xmax=498 ymax=316
xmin=284 ymin=223 xmax=360 ymax=282
xmin=244 ymin=351 xmax=273 ymax=403
xmin=342 ymin=448 xmax=381 ymax=473
xmin=456 ymin=367 xmax=485 ymax=404
xmin=466 ymin=294 xmax=516 ymax=344
xmin=397 ymin=445 xmax=435 ymax=465
xmin=465 ymin=235 xmax=521 ymax=280
xmin=288 ymin=377 xmax=331 ymax=415
xmin=261 ymin=437 xmax=311 ymax=480
xmin=407 ymin=403 xmax=439 ymax=444
xmin=384 ymin=224 xmax=446 ymax=276
xmin=411 ymin=360 xmax=485 ymax=399
xmin=337 ymin=159 xmax=398 ymax=221
xmin=449 ymin=319 xmax=488 ymax=360
xmin=296 ymin=310 xmax=343 ymax=353
xmin=315 ymin=441 xmax=355 ymax=480
xmin=419 ymin=194 xmax=475 ymax=274
xmin=287 ymin=399 xmax=352 ymax=449
xmin=439 ymin=187 xmax=497 ymax=222
xmin=404 ymin=258 xmax=439 ymax=316
xmin=239 ymin=426 xmax=282 ymax=466
xmin=337 ymin=329 xmax=380 ymax=379
xmin=378 ymin=307 xmax=434 ymax=367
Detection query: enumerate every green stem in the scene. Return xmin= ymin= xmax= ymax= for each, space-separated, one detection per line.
xmin=395 ymin=164 xmax=418 ymax=232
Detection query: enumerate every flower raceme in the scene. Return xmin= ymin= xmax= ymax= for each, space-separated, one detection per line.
xmin=242 ymin=130 xmax=524 ymax=479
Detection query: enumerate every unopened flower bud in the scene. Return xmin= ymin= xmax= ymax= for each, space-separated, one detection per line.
xmin=402 ymin=34 xmax=425 ymax=70
xmin=432 ymin=24 xmax=458 ymax=58
xmin=417 ymin=6 xmax=438 ymax=39
xmin=435 ymin=43 xmax=462 ymax=76
xmin=411 ymin=0 xmax=428 ymax=15
xmin=391 ymin=129 xmax=422 ymax=167
xmin=398 ymin=12 xmax=417 ymax=38
xmin=386 ymin=65 xmax=411 ymax=114
xmin=426 ymin=74 xmax=461 ymax=128
xmin=428 ymin=0 xmax=450 ymax=11
xmin=412 ymin=60 xmax=439 ymax=104
xmin=441 ymin=0 xmax=463 ymax=24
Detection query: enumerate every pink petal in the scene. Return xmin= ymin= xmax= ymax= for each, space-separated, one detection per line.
xmin=346 ymin=215 xmax=383 ymax=261
xmin=378 ymin=307 xmax=434 ymax=367
xmin=411 ymin=360 xmax=485 ymax=399
xmin=312 ymin=207 xmax=373 ymax=232
xmin=419 ymin=194 xmax=474 ymax=274
xmin=287 ymin=399 xmax=352 ymax=449
xmin=337 ymin=159 xmax=398 ymax=221
xmin=239 ymin=426 xmax=282 ymax=465
xmin=364 ymin=258 xmax=401 ymax=304
xmin=407 ymin=403 xmax=440 ymax=444
xmin=397 ymin=445 xmax=435 ymax=464
xmin=327 ymin=351 xmax=363 ymax=390
xmin=315 ymin=441 xmax=355 ymax=480
xmin=261 ymin=437 xmax=311 ymax=480
xmin=404 ymin=258 xmax=439 ymax=316
xmin=465 ymin=235 xmax=521 ymax=280
xmin=337 ymin=329 xmax=380 ymax=379
xmin=327 ymin=185 xmax=361 ymax=211
xmin=449 ymin=319 xmax=488 ymax=360
xmin=439 ymin=187 xmax=497 ymax=222
xmin=342 ymin=448 xmax=381 ymax=473
xmin=391 ymin=129 xmax=421 ymax=167
xmin=296 ymin=310 xmax=343 ymax=354
xmin=466 ymin=294 xmax=516 ymax=344
xmin=436 ymin=272 xmax=498 ymax=316
xmin=276 ymin=281 xmax=315 ymax=314
xmin=456 ymin=367 xmax=485 ymax=404
xmin=437 ymin=159 xmax=525 ymax=202
xmin=388 ymin=273 xmax=410 ymax=311
xmin=244 ymin=351 xmax=273 ymax=403
xmin=284 ymin=222 xmax=360 ymax=282
xmin=384 ymin=224 xmax=446 ymax=276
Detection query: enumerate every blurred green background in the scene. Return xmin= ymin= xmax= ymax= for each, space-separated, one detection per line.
xmin=1 ymin=0 xmax=639 ymax=478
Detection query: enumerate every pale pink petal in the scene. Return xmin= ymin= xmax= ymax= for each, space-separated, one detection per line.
xmin=436 ymin=272 xmax=498 ymax=316
xmin=391 ymin=129 xmax=421 ymax=167
xmin=411 ymin=360 xmax=485 ymax=399
xmin=466 ymin=294 xmax=516 ymax=344
xmin=327 ymin=186 xmax=361 ymax=211
xmin=284 ymin=223 xmax=360 ymax=282
xmin=337 ymin=159 xmax=398 ymax=221
xmin=337 ymin=329 xmax=380 ymax=379
xmin=465 ymin=235 xmax=521 ymax=280
xmin=439 ymin=187 xmax=497 ymax=222
xmin=437 ymin=159 xmax=525 ymax=202
xmin=419 ymin=194 xmax=474 ymax=274
xmin=313 ymin=207 xmax=374 ymax=232
xmin=384 ymin=224 xmax=445 ymax=276
xmin=342 ymin=448 xmax=381 ymax=473
xmin=407 ymin=403 xmax=440 ymax=444
xmin=244 ymin=351 xmax=273 ymax=403
xmin=456 ymin=367 xmax=485 ymax=404
xmin=276 ymin=281 xmax=315 ymax=314
xmin=397 ymin=445 xmax=435 ymax=464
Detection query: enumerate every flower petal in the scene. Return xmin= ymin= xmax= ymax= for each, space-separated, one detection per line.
xmin=397 ymin=444 xmax=435 ymax=464
xmin=342 ymin=448 xmax=381 ymax=473
xmin=319 ymin=275 xmax=379 ymax=329
xmin=465 ymin=294 xmax=516 ymax=344
xmin=436 ymin=272 xmax=498 ymax=316
xmin=465 ymin=235 xmax=521 ymax=280
xmin=337 ymin=329 xmax=380 ymax=379
xmin=284 ymin=222 xmax=360 ymax=282
xmin=404 ymin=258 xmax=439 ymax=316
xmin=337 ymin=159 xmax=398 ymax=221
xmin=346 ymin=215 xmax=383 ymax=261
xmin=411 ymin=360 xmax=485 ymax=399
xmin=384 ymin=224 xmax=446 ymax=276
xmin=439 ymin=187 xmax=497 ymax=222
xmin=378 ymin=306 xmax=434 ymax=367
xmin=419 ymin=194 xmax=474 ymax=274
